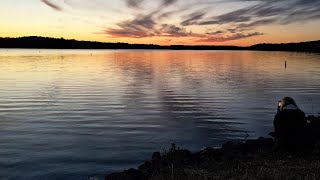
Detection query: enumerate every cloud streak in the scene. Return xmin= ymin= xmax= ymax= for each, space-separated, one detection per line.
xmin=39 ymin=0 xmax=320 ymax=43
xmin=41 ymin=0 xmax=62 ymax=11
xmin=181 ymin=11 xmax=206 ymax=26
xmin=125 ymin=0 xmax=144 ymax=8
xmin=160 ymin=24 xmax=191 ymax=37
xmin=185 ymin=0 xmax=320 ymax=27
xmin=124 ymin=0 xmax=177 ymax=9
xmin=105 ymin=14 xmax=157 ymax=38
xmin=161 ymin=0 xmax=178 ymax=7
xmin=105 ymin=13 xmax=192 ymax=38
xmin=199 ymin=32 xmax=264 ymax=42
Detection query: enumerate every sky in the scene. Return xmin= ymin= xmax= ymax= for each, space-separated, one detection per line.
xmin=0 ymin=0 xmax=320 ymax=46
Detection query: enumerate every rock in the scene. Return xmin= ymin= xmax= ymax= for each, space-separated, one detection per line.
xmin=152 ymin=152 xmax=161 ymax=160
xmin=269 ymin=132 xmax=276 ymax=137
xmin=222 ymin=141 xmax=234 ymax=150
xmin=138 ymin=161 xmax=152 ymax=176
xmin=106 ymin=168 xmax=146 ymax=180
xmin=200 ymin=147 xmax=214 ymax=155
xmin=106 ymin=127 xmax=320 ymax=180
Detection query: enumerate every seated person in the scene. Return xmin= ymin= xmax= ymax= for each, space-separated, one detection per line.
xmin=274 ymin=97 xmax=313 ymax=153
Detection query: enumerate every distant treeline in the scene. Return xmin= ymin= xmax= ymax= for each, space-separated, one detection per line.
xmin=0 ymin=36 xmax=319 ymax=53
xmin=250 ymin=41 xmax=320 ymax=53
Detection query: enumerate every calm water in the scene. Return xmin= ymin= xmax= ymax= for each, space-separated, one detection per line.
xmin=0 ymin=49 xmax=320 ymax=179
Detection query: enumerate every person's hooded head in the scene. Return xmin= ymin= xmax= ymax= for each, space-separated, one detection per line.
xmin=278 ymin=97 xmax=299 ymax=112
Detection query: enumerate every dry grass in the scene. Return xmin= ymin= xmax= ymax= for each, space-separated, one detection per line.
xmin=148 ymin=157 xmax=320 ymax=180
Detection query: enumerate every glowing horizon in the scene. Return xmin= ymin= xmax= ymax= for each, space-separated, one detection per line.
xmin=1 ymin=0 xmax=320 ymax=46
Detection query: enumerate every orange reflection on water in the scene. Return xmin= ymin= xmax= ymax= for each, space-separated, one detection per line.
xmin=1 ymin=50 xmax=319 ymax=90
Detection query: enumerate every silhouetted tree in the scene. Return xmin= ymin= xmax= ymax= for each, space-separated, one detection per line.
xmin=0 ymin=36 xmax=319 ymax=52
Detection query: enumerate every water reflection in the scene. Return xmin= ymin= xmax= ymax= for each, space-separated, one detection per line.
xmin=0 ymin=50 xmax=320 ymax=179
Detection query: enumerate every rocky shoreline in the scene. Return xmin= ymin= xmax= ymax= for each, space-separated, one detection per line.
xmin=106 ymin=116 xmax=320 ymax=180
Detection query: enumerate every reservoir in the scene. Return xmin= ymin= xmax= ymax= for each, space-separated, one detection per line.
xmin=0 ymin=49 xmax=319 ymax=179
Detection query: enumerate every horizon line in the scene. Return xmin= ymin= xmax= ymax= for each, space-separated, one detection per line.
xmin=1 ymin=36 xmax=320 ymax=47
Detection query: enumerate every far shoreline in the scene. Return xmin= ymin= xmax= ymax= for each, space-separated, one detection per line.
xmin=0 ymin=37 xmax=320 ymax=53
xmin=1 ymin=48 xmax=320 ymax=55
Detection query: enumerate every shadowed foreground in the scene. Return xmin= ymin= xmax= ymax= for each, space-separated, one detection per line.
xmin=106 ymin=116 xmax=320 ymax=180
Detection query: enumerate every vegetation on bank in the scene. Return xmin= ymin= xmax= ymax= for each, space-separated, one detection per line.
xmin=0 ymin=36 xmax=320 ymax=53
xmin=106 ymin=116 xmax=320 ymax=180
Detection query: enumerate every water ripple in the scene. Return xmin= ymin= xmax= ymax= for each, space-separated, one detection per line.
xmin=0 ymin=50 xmax=320 ymax=179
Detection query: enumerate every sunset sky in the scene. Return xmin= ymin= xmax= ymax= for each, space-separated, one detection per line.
xmin=1 ymin=0 xmax=320 ymax=46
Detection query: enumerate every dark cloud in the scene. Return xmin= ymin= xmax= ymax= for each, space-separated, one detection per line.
xmin=253 ymin=5 xmax=284 ymax=17
xmin=105 ymin=0 xmax=185 ymax=38
xmin=105 ymin=22 xmax=192 ymax=38
xmin=104 ymin=0 xmax=266 ymax=42
xmin=160 ymin=24 xmax=191 ymax=37
xmin=199 ymin=7 xmax=253 ymax=25
xmin=157 ymin=11 xmax=176 ymax=20
xmin=199 ymin=16 xmax=251 ymax=25
xmin=156 ymin=6 xmax=190 ymax=21
xmin=280 ymin=1 xmax=320 ymax=24
xmin=125 ymin=0 xmax=144 ymax=8
xmin=198 ymin=0 xmax=320 ymax=26
xmin=104 ymin=13 xmax=262 ymax=43
xmin=237 ymin=18 xmax=278 ymax=29
xmin=199 ymin=32 xmax=264 ymax=42
xmin=227 ymin=29 xmax=237 ymax=33
xmin=206 ymin=27 xmax=239 ymax=35
xmin=128 ymin=14 xmax=156 ymax=29
xmin=103 ymin=0 xmax=320 ymax=42
xmin=105 ymin=11 xmax=193 ymax=38
xmin=175 ymin=0 xmax=320 ymax=43
xmin=206 ymin=30 xmax=224 ymax=35
xmin=105 ymin=28 xmax=151 ymax=38
xmin=162 ymin=0 xmax=178 ymax=7
xmin=41 ymin=0 xmax=62 ymax=11
xmin=105 ymin=14 xmax=157 ymax=38
xmin=181 ymin=11 xmax=206 ymax=26
xmin=124 ymin=0 xmax=177 ymax=9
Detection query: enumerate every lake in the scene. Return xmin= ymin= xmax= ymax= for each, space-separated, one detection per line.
xmin=0 ymin=49 xmax=320 ymax=179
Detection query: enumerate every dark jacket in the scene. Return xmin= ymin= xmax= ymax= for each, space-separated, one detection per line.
xmin=273 ymin=108 xmax=311 ymax=152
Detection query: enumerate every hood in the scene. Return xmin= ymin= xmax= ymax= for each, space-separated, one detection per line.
xmin=279 ymin=97 xmax=299 ymax=111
